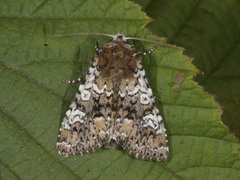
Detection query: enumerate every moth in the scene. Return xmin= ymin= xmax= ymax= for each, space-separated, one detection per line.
xmin=56 ymin=33 xmax=171 ymax=161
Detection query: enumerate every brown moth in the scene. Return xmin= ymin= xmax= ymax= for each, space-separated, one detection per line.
xmin=56 ymin=33 xmax=169 ymax=161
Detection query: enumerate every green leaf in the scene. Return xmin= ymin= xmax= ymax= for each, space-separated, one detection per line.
xmin=138 ymin=0 xmax=240 ymax=139
xmin=0 ymin=0 xmax=239 ymax=180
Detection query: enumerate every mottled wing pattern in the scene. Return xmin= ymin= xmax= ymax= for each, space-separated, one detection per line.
xmin=57 ymin=33 xmax=169 ymax=161
xmin=114 ymin=61 xmax=168 ymax=161
xmin=57 ymin=57 xmax=113 ymax=157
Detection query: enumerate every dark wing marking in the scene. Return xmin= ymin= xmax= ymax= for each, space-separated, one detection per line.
xmin=57 ymin=57 xmax=113 ymax=157
xmin=114 ymin=62 xmax=168 ymax=161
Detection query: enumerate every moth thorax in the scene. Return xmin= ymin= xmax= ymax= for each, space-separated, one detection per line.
xmin=112 ymin=33 xmax=127 ymax=43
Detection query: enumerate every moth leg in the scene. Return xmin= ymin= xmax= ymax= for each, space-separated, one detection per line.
xmin=63 ymin=41 xmax=100 ymax=84
xmin=95 ymin=41 xmax=103 ymax=54
xmin=142 ymin=44 xmax=158 ymax=55
xmin=62 ymin=77 xmax=81 ymax=84
xmin=95 ymin=41 xmax=99 ymax=51
xmin=133 ymin=44 xmax=158 ymax=56
xmin=154 ymin=96 xmax=161 ymax=102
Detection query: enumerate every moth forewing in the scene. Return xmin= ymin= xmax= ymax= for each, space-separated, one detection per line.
xmin=57 ymin=33 xmax=169 ymax=161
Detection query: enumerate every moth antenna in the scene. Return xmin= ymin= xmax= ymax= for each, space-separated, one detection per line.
xmin=53 ymin=32 xmax=115 ymax=38
xmin=53 ymin=32 xmax=184 ymax=50
xmin=126 ymin=37 xmax=184 ymax=50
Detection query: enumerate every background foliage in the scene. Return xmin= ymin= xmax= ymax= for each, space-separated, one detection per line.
xmin=136 ymin=0 xmax=240 ymax=138
xmin=0 ymin=0 xmax=240 ymax=179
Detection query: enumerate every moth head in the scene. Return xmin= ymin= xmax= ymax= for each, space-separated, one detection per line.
xmin=112 ymin=33 xmax=127 ymax=43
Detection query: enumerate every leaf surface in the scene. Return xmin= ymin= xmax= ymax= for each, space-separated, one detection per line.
xmin=0 ymin=0 xmax=240 ymax=179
